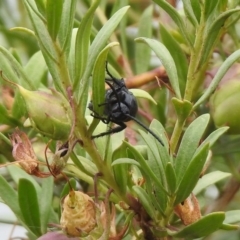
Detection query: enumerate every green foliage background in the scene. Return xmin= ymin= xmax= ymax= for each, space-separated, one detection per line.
xmin=1 ymin=0 xmax=240 ymax=239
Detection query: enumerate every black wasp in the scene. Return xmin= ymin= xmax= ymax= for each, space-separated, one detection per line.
xmin=88 ymin=63 xmax=164 ymax=146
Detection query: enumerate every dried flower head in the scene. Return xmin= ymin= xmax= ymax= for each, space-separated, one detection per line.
xmin=174 ymin=193 xmax=201 ymax=225
xmin=60 ymin=191 xmax=97 ymax=237
xmin=10 ymin=128 xmax=40 ymax=175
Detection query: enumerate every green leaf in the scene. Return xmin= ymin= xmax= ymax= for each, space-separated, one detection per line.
xmin=175 ymin=144 xmax=209 ymax=205
xmin=24 ymin=0 xmax=57 ymax=60
xmin=193 ymin=171 xmax=231 ymax=195
xmin=200 ymin=126 xmax=229 ymax=148
xmin=112 ymin=143 xmax=130 ymax=194
xmin=182 ymin=0 xmax=198 ymax=26
xmin=175 ymin=114 xmax=210 ymax=182
xmin=138 ymin=129 xmax=167 ymax=184
xmin=0 ymin=46 xmax=34 ymax=89
xmin=111 ymin=158 xmax=140 ymax=167
xmin=130 ymin=89 xmax=157 ymax=105
xmin=172 ymin=98 xmax=193 ymax=120
xmin=135 ymin=5 xmax=153 ymax=74
xmin=204 ymin=0 xmax=219 ymax=19
xmin=39 ymin=177 xmax=55 ymax=233
xmin=67 ymin=28 xmax=77 ymax=82
xmin=57 ymin=0 xmax=77 ymax=55
xmin=199 ymin=8 xmax=240 ymax=67
xmin=0 ymin=105 xmax=20 ymax=126
xmin=74 ymin=0 xmax=100 ymax=87
xmin=0 ymin=174 xmax=22 ymax=221
xmin=24 ymin=51 xmax=47 ymax=88
xmin=168 ymin=212 xmax=225 ymax=238
xmin=24 ymin=0 xmax=65 ymax=93
xmin=132 ymin=186 xmax=156 ymax=220
xmin=150 ymin=119 xmax=170 ymax=153
xmin=224 ymin=210 xmax=240 ymax=224
xmin=135 ymin=37 xmax=181 ymax=99
xmin=165 ymin=162 xmax=177 ymax=195
xmin=35 ymin=0 xmax=46 ymax=15
xmin=152 ymin=0 xmax=193 ymax=46
xmin=220 ymin=223 xmax=239 ymax=230
xmin=174 ymin=114 xmax=210 ymax=183
xmin=91 ymin=42 xmax=119 ymax=117
xmin=191 ymin=0 xmax=201 ymax=22
xmin=123 ymin=141 xmax=167 ymax=195
xmin=18 ymin=178 xmax=41 ymax=236
xmin=194 ymin=49 xmax=240 ymax=109
xmin=76 ymin=6 xmax=130 ymax=122
xmin=7 ymin=165 xmax=41 ymax=193
xmin=160 ymin=25 xmax=188 ymax=95
xmin=46 ymin=0 xmax=64 ymax=40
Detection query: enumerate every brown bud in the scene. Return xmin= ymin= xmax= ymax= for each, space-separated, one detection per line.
xmin=174 ymin=193 xmax=201 ymax=225
xmin=10 ymin=128 xmax=39 ymax=175
xmin=60 ymin=191 xmax=97 ymax=237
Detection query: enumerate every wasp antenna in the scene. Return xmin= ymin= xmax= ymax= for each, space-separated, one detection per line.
xmin=125 ymin=114 xmax=164 ymax=146
xmin=105 ymin=61 xmax=122 ymax=85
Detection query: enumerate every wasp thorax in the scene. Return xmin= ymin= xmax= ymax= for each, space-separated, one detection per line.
xmin=60 ymin=191 xmax=97 ymax=237
xmin=17 ymin=85 xmax=72 ymax=140
xmin=10 ymin=128 xmax=39 ymax=175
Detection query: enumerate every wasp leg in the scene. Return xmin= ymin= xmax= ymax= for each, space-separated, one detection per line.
xmin=91 ymin=122 xmax=126 ymax=139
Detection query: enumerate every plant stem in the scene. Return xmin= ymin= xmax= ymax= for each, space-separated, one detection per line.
xmin=54 ymin=41 xmax=72 ymax=93
xmin=74 ymin=124 xmax=130 ymax=205
xmin=170 ymin=118 xmax=185 ymax=154
xmin=184 ymin=4 xmax=205 ymax=102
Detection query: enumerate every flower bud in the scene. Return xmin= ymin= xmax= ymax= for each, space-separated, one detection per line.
xmin=60 ymin=191 xmax=97 ymax=237
xmin=19 ymin=86 xmax=72 ymax=140
xmin=210 ymin=80 xmax=240 ymax=134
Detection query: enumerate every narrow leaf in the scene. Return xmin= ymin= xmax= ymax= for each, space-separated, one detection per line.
xmin=7 ymin=165 xmax=41 ymax=193
xmin=39 ymin=177 xmax=55 ymax=233
xmin=58 ymin=0 xmax=77 ymax=55
xmin=46 ymin=0 xmax=64 ymax=40
xmin=165 ymin=162 xmax=177 ymax=195
xmin=135 ymin=37 xmax=181 ymax=99
xmin=111 ymin=158 xmax=140 ymax=167
xmin=91 ymin=42 xmax=119 ymax=116
xmin=18 ymin=178 xmax=41 ymax=236
xmin=112 ymin=143 xmax=129 ymax=194
xmin=190 ymin=0 xmax=201 ymax=22
xmin=152 ymin=0 xmax=193 ymax=46
xmin=135 ymin=5 xmax=153 ymax=74
xmin=199 ymin=9 xmax=240 ymax=67
xmin=169 ymin=212 xmax=225 ymax=238
xmin=224 ymin=210 xmax=240 ymax=224
xmin=182 ymin=0 xmax=198 ymax=26
xmin=193 ymin=171 xmax=231 ymax=195
xmin=24 ymin=51 xmax=47 ymax=89
xmin=74 ymin=0 xmax=100 ymax=87
xmin=194 ymin=49 xmax=240 ymax=109
xmin=0 ymin=174 xmax=22 ymax=221
xmin=132 ymin=186 xmax=156 ymax=221
xmin=175 ymin=144 xmax=209 ymax=205
xmin=130 ymin=89 xmax=157 ymax=105
xmin=24 ymin=0 xmax=65 ymax=93
xmin=175 ymin=114 xmax=210 ymax=182
xmin=160 ymin=25 xmax=188 ymax=95
xmin=123 ymin=141 xmax=168 ymax=195
xmin=0 ymin=46 xmax=34 ymax=89
xmin=204 ymin=0 xmax=218 ymax=18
